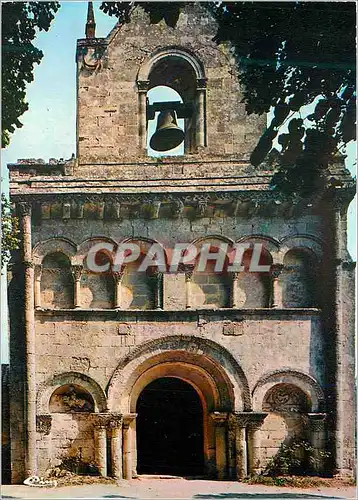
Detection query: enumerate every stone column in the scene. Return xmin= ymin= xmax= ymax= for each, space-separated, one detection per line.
xmin=71 ymin=265 xmax=83 ymax=308
xmin=196 ymin=79 xmax=207 ymax=148
xmin=109 ymin=414 xmax=123 ymax=479
xmin=332 ymin=188 xmax=356 ymax=475
xmin=36 ymin=415 xmax=52 ymax=472
xmin=229 ymin=413 xmax=252 ymax=480
xmin=92 ymin=414 xmax=109 ymax=477
xmin=211 ymin=412 xmax=228 ymax=480
xmin=184 ymin=264 xmax=195 ymax=310
xmin=247 ymin=413 xmax=267 ymax=475
xmin=230 ymin=272 xmax=240 ymax=308
xmin=123 ymin=414 xmax=137 ymax=480
xmin=34 ymin=264 xmax=42 ymax=309
xmin=19 ymin=202 xmax=37 ymax=477
xmin=308 ymin=413 xmax=327 ymax=474
xmin=153 ymin=271 xmax=163 ymax=310
xmin=113 ymin=271 xmax=124 ymax=309
xmin=137 ymin=81 xmax=149 ymax=151
xmin=270 ymin=264 xmax=284 ymax=308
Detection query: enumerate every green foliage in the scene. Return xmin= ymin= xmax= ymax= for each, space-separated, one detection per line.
xmin=2 ymin=1 xmax=60 ymax=147
xmin=1 ymin=193 xmax=20 ymax=270
xmin=263 ymin=439 xmax=330 ymax=477
xmin=101 ymin=2 xmax=356 ymax=195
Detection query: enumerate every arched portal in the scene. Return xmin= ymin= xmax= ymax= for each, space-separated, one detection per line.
xmin=136 ymin=377 xmax=204 ymax=476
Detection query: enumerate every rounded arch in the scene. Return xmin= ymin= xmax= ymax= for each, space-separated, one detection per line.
xmin=33 ymin=237 xmax=77 ymax=265
xmin=137 ymin=46 xmax=205 ymax=83
xmin=107 ymin=335 xmax=251 ymax=412
xmin=77 ymin=236 xmax=118 ymax=266
xmin=236 ymin=235 xmax=279 ymax=261
xmin=37 ymin=372 xmax=107 ymax=414
xmin=252 ymin=369 xmax=325 ymax=413
xmin=278 ymin=235 xmax=324 ymax=264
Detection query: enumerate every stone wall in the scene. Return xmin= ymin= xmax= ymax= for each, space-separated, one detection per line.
xmin=76 ymin=4 xmax=266 ymax=165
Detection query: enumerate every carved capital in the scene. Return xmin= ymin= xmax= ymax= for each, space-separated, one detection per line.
xmin=123 ymin=413 xmax=137 ymax=428
xmin=34 ymin=264 xmax=43 ymax=281
xmin=36 ymin=414 xmax=52 ymax=435
xmin=137 ymin=80 xmax=149 ymax=92
xmin=91 ymin=413 xmax=111 ymax=429
xmin=271 ymin=263 xmax=284 ymax=279
xmin=229 ymin=412 xmax=253 ymax=428
xmin=211 ymin=412 xmax=229 ymax=426
xmin=197 ymin=78 xmax=207 ymax=90
xmin=183 ymin=264 xmax=195 ymax=282
xmin=307 ymin=413 xmax=326 ymax=432
xmin=230 ymin=271 xmax=240 ymax=281
xmin=18 ymin=202 xmax=32 ymax=217
xmin=112 ymin=271 xmax=124 ymax=283
xmin=107 ymin=413 xmax=123 ymax=429
xmin=23 ymin=260 xmax=35 ymax=269
xmin=71 ymin=264 xmax=83 ymax=282
xmin=246 ymin=412 xmax=268 ymax=430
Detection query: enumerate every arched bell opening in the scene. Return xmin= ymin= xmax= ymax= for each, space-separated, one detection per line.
xmin=137 ymin=48 xmax=207 ymax=155
xmin=136 ymin=377 xmax=205 ymax=476
xmin=147 ymin=86 xmax=185 ymax=157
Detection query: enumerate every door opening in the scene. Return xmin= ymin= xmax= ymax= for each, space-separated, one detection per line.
xmin=136 ymin=377 xmax=204 ymax=476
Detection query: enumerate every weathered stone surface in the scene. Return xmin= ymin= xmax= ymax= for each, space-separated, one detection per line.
xmin=5 ymin=2 xmax=355 ymax=484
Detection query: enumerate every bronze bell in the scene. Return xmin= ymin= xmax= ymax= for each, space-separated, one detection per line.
xmin=150 ymin=109 xmax=184 ymax=152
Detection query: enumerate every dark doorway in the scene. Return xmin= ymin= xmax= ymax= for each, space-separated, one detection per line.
xmin=136 ymin=377 xmax=204 ymax=476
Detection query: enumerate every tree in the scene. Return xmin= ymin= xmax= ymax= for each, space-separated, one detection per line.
xmin=101 ymin=2 xmax=356 ymax=196
xmin=1 ymin=194 xmax=19 ymax=270
xmin=1 ymin=1 xmax=60 ymax=148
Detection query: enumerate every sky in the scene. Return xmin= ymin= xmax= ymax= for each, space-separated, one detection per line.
xmin=1 ymin=2 xmax=356 ymax=362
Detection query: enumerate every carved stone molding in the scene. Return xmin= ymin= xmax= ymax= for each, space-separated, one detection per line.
xmin=36 ymin=414 xmax=52 ymax=435
xmin=229 ymin=412 xmax=254 ymax=428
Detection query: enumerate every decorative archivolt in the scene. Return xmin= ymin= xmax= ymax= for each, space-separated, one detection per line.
xmin=137 ymin=45 xmax=206 ymax=84
xmin=107 ymin=335 xmax=251 ymax=413
xmin=32 ymin=237 xmax=77 ymax=265
xmin=252 ymin=368 xmax=325 ymax=413
xmin=32 ymin=233 xmax=324 ymax=271
xmin=36 ymin=371 xmax=107 ymax=414
xmin=278 ymin=234 xmax=325 ymax=264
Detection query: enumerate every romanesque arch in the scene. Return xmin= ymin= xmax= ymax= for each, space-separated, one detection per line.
xmin=252 ymin=369 xmax=325 ymax=413
xmin=37 ymin=372 xmax=107 ymax=414
xmin=107 ymin=335 xmax=251 ymax=413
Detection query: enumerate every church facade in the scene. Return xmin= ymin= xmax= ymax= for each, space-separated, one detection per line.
xmin=7 ymin=4 xmax=355 ymax=483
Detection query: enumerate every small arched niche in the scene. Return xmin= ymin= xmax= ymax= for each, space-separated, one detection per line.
xmin=49 ymin=384 xmax=95 ymax=413
xmin=138 ymin=48 xmax=206 ymax=155
xmin=236 ymin=247 xmax=272 ymax=308
xmin=81 ymin=250 xmax=115 ymax=309
xmin=260 ymin=383 xmax=311 ymax=469
xmin=281 ymin=248 xmax=317 ymax=308
xmin=192 ymin=245 xmax=231 ymax=309
xmin=41 ymin=252 xmax=73 ymax=309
